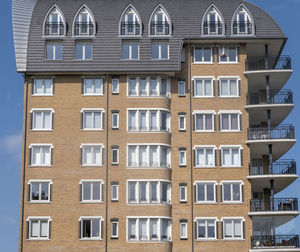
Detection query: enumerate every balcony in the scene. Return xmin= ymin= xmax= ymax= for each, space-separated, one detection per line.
xmin=44 ymin=22 xmax=64 ymax=36
xmin=246 ymin=56 xmax=291 ymax=71
xmin=232 ymin=21 xmax=253 ymax=35
xmin=246 ymin=89 xmax=294 ymax=125
xmin=246 ymin=125 xmax=296 ymax=160
xmin=120 ymin=21 xmax=141 ymax=36
xmin=250 ymin=198 xmax=298 ymax=212
xmin=74 ymin=22 xmax=94 ymax=36
xmin=150 ymin=21 xmax=170 ymax=36
xmin=203 ymin=21 xmax=223 ymax=35
xmin=251 ymin=235 xmax=299 ymax=250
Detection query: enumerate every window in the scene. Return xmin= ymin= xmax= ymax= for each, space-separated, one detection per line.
xmin=46 ymin=43 xmax=62 ymax=60
xmin=222 ymin=218 xmax=244 ymax=240
xmin=149 ymin=6 xmax=171 ymax=36
xmin=127 ymin=144 xmax=171 ymax=168
xmin=111 ymin=220 xmax=118 ymax=238
xmin=112 ymin=112 xmax=119 ymax=129
xmin=221 ymin=181 xmax=243 ymax=203
xmin=82 ymin=109 xmax=103 ymax=130
xmin=179 ymin=149 xmax=186 ymax=166
xmin=112 ymin=79 xmax=119 ymax=94
xmin=193 ymin=78 xmax=214 ymax=97
xmin=79 ymin=217 xmax=102 ymax=240
xmin=83 ymin=78 xmax=104 ymax=95
xmin=127 ymin=109 xmax=171 ymax=132
xmin=179 ymin=114 xmax=186 ymax=131
xmin=219 ymin=111 xmax=240 ymax=131
xmin=194 ymin=146 xmax=216 ymax=167
xmin=179 ymin=184 xmax=187 ymax=202
xmin=27 ymin=217 xmax=51 ymax=240
xmin=196 ymin=218 xmax=217 ymax=240
xmin=74 ymin=6 xmax=95 ymax=36
xmin=81 ymin=144 xmax=103 ymax=166
xmin=127 ymin=217 xmax=172 ymax=241
xmin=152 ymin=42 xmax=169 ymax=59
xmin=181 ymin=47 xmax=185 ymax=62
xmin=75 ymin=43 xmax=92 ymax=60
xmin=33 ymin=79 xmax=53 ymax=96
xmin=194 ymin=47 xmax=213 ymax=63
xmin=30 ymin=145 xmax=52 ymax=166
xmin=180 ymin=221 xmax=188 ymax=239
xmin=203 ymin=6 xmax=224 ymax=35
xmin=80 ymin=180 xmax=103 ymax=203
xmin=120 ymin=6 xmax=141 ymax=36
xmin=31 ymin=109 xmax=53 ymax=130
xmin=111 ymin=147 xmax=119 ymax=164
xmin=127 ymin=180 xmax=171 ymax=204
xmin=195 ymin=182 xmax=217 ymax=203
xmin=194 ymin=111 xmax=215 ymax=131
xmin=122 ymin=42 xmax=139 ymax=59
xmin=219 ymin=78 xmax=239 ymax=97
xmin=111 ymin=183 xmax=119 ymax=201
xmin=219 ymin=47 xmax=238 ymax=63
xmin=29 ymin=180 xmax=52 ymax=203
xmin=220 ymin=146 xmax=242 ymax=167
xmin=178 ymin=81 xmax=185 ymax=96
xmin=44 ymin=6 xmax=65 ymax=36
xmin=233 ymin=6 xmax=253 ymax=35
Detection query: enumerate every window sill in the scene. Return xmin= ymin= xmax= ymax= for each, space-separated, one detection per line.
xmin=82 ymin=94 xmax=105 ymax=97
xmin=80 ymin=238 xmax=103 ymax=241
xmin=127 ymin=166 xmax=171 ymax=170
xmin=81 ymin=165 xmax=104 ymax=167
xmin=219 ymin=130 xmax=242 ymax=133
xmin=195 ymin=238 xmax=218 ymax=242
xmin=221 ymin=202 xmax=243 ymax=205
xmin=28 ymin=201 xmax=51 ymax=204
xmin=30 ymin=165 xmax=52 ymax=168
xmin=219 ymin=96 xmax=240 ymax=99
xmin=222 ymin=238 xmax=244 ymax=241
xmin=32 ymin=94 xmax=54 ymax=97
xmin=195 ymin=202 xmax=217 ymax=205
xmin=82 ymin=129 xmax=104 ymax=131
xmin=194 ymin=131 xmax=216 ymax=133
xmin=126 ymin=240 xmax=172 ymax=243
xmin=127 ymin=203 xmax=171 ymax=206
xmin=218 ymin=62 xmax=239 ymax=65
xmin=193 ymin=96 xmax=215 ymax=99
xmin=150 ymin=59 xmax=170 ymax=61
xmin=74 ymin=59 xmax=93 ymax=61
xmin=31 ymin=129 xmax=53 ymax=132
xmin=127 ymin=96 xmax=170 ymax=99
xmin=193 ymin=62 xmax=214 ymax=65
xmin=27 ymin=238 xmax=50 ymax=241
xmin=194 ymin=166 xmax=216 ymax=169
xmin=80 ymin=201 xmax=103 ymax=204
xmin=73 ymin=36 xmax=95 ymax=40
xmin=221 ymin=166 xmax=243 ymax=169
xmin=127 ymin=131 xmax=171 ymax=134
xmin=45 ymin=59 xmax=63 ymax=61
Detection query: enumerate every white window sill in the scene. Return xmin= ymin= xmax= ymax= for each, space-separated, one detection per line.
xmin=32 ymin=94 xmax=54 ymax=97
xmin=218 ymin=62 xmax=239 ymax=64
xmin=193 ymin=96 xmax=215 ymax=99
xmin=127 ymin=131 xmax=171 ymax=134
xmin=80 ymin=201 xmax=103 ymax=204
xmin=127 ymin=95 xmax=170 ymax=99
xmin=28 ymin=201 xmax=51 ymax=204
xmin=31 ymin=129 xmax=53 ymax=132
xmin=82 ymin=94 xmax=104 ymax=96
xmin=194 ymin=130 xmax=215 ymax=133
xmin=81 ymin=165 xmax=103 ymax=167
xmin=127 ymin=166 xmax=171 ymax=170
xmin=195 ymin=202 xmax=217 ymax=205
xmin=27 ymin=238 xmax=50 ymax=241
xmin=219 ymin=96 xmax=240 ymax=98
xmin=126 ymin=240 xmax=172 ymax=243
xmin=221 ymin=166 xmax=243 ymax=168
xmin=82 ymin=129 xmax=104 ymax=131
xmin=30 ymin=165 xmax=52 ymax=168
xmin=222 ymin=238 xmax=244 ymax=241
xmin=80 ymin=238 xmax=102 ymax=241
xmin=127 ymin=203 xmax=172 ymax=206
xmin=219 ymin=130 xmax=242 ymax=133
xmin=194 ymin=166 xmax=216 ymax=168
xmin=193 ymin=62 xmax=214 ymax=64
xmin=221 ymin=201 xmax=243 ymax=205
xmin=196 ymin=238 xmax=217 ymax=241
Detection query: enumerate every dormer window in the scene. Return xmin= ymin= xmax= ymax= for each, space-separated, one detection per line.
xmin=203 ymin=5 xmax=224 ymax=36
xmin=44 ymin=6 xmax=65 ymax=36
xmin=120 ymin=6 xmax=141 ymax=36
xmin=150 ymin=6 xmax=171 ymax=36
xmin=232 ymin=6 xmax=254 ymax=35
xmin=74 ymin=6 xmax=95 ymax=36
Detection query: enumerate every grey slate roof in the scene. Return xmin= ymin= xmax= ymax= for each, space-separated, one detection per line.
xmin=13 ymin=0 xmax=286 ymax=73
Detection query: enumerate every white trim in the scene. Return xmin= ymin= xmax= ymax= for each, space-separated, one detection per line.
xmin=80 ymin=143 xmax=104 ymax=148
xmin=111 ymin=147 xmax=119 ymax=165
xmin=178 ymin=81 xmax=185 ymax=96
xmin=111 ymin=184 xmax=119 ymax=201
xmin=42 ymin=4 xmax=66 ymax=38
xmin=193 ymin=145 xmax=217 ymax=149
xmin=178 ymin=114 xmax=186 ymax=131
xmin=112 ymin=78 xmax=119 ymax=94
xmin=111 ymin=220 xmax=119 ymax=238
xmin=194 ymin=181 xmax=217 ymax=203
xmin=217 ymin=76 xmax=241 ymax=80
xmin=32 ymin=78 xmax=54 ymax=96
xmin=193 ymin=110 xmax=216 ymax=115
xmin=118 ymin=4 xmax=142 ymax=37
xmin=195 ymin=217 xmax=218 ymax=240
xmin=151 ymin=42 xmax=169 ymax=60
xmin=192 ymin=76 xmax=215 ymax=80
xmin=72 ymin=4 xmax=96 ymax=37
xmin=218 ymin=110 xmax=242 ymax=114
xmin=194 ymin=146 xmax=217 ymax=168
xmin=112 ymin=112 xmax=119 ymax=129
xmin=79 ymin=217 xmax=103 ymax=240
xmin=82 ymin=77 xmax=104 ymax=96
xmin=148 ymin=4 xmax=172 ymax=37
xmin=201 ymin=4 xmax=225 ymax=36
xmin=27 ymin=217 xmax=52 ymax=240
xmin=193 ymin=47 xmax=214 ymax=64
xmin=28 ymin=180 xmax=52 ymax=203
xmin=122 ymin=42 xmax=140 ymax=60
xmin=80 ymin=180 xmax=104 ymax=203
xmin=126 ymin=143 xmax=170 ymax=147
xmin=221 ymin=217 xmax=245 ymax=240
xmin=217 ymin=46 xmax=238 ymax=63
xmin=219 ymin=145 xmax=243 ymax=149
xmin=179 ymin=185 xmax=187 ymax=202
xmin=231 ymin=4 xmax=255 ymax=36
xmin=180 ymin=221 xmax=188 ymax=239
xmin=220 ymin=180 xmax=244 ymax=203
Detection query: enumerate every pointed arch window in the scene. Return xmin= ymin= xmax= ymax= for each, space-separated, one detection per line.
xmin=44 ymin=7 xmax=65 ymax=36
xmin=203 ymin=6 xmax=224 ymax=36
xmin=232 ymin=6 xmax=253 ymax=35
xmin=120 ymin=6 xmax=141 ymax=36
xmin=74 ymin=7 xmax=95 ymax=36
xmin=150 ymin=6 xmax=171 ymax=36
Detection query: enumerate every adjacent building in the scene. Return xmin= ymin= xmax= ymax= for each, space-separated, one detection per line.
xmin=12 ymin=0 xmax=299 ymax=251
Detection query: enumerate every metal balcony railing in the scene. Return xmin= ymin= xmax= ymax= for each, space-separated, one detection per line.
xmin=249 ymin=159 xmax=296 ymax=175
xmin=250 ymin=198 xmax=298 ymax=212
xmin=203 ymin=21 xmax=223 ymax=35
xmin=120 ymin=21 xmax=140 ymax=36
xmin=45 ymin=22 xmax=64 ymax=36
xmin=247 ymin=89 xmax=293 ymax=105
xmin=251 ymin=235 xmax=299 ymax=248
xmin=150 ymin=21 xmax=170 ymax=35
xmin=246 ymin=55 xmax=292 ymax=71
xmin=248 ymin=125 xmax=295 ymax=140
xmin=74 ymin=22 xmax=94 ymax=36
xmin=232 ymin=21 xmax=253 ymax=35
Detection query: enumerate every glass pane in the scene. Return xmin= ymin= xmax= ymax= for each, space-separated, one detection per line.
xmin=92 ymin=219 xmax=100 ymax=237
xmin=140 ymin=78 xmax=147 ymax=95
xmin=161 ymin=112 xmax=167 ymax=130
xmin=139 ymin=112 xmax=147 ymax=131
xmin=112 ymin=115 xmax=118 ymax=127
xmin=229 ymin=48 xmax=237 ymax=62
xmin=231 ymin=114 xmax=238 ymax=130
xmin=34 ymin=112 xmax=42 ymax=129
xmin=161 ymin=183 xmax=168 ymax=202
xmin=41 ymin=183 xmax=49 ymax=200
xmin=180 ymin=186 xmax=186 ymax=200
xmin=161 ymin=79 xmax=167 ymax=96
xmin=180 ymin=151 xmax=186 ymax=165
xmin=94 ymin=79 xmax=103 ymax=94
xmin=181 ymin=223 xmax=187 ymax=237
xmin=222 ymin=114 xmax=229 ymax=130
xmin=93 ymin=183 xmax=100 ymax=201
xmin=112 ymin=222 xmax=117 ymax=236
xmin=42 ymin=147 xmax=51 ymax=165
xmin=198 ymin=221 xmax=205 ymax=238
xmin=230 ymin=80 xmax=238 ymax=96
xmin=31 ymin=221 xmax=39 ymax=237
xmin=232 ymin=149 xmax=239 ymax=166
xmin=112 ymin=149 xmax=118 ymax=163
xmin=207 ymin=221 xmax=215 ymax=238
xmin=83 ymin=183 xmax=91 ymax=200
xmin=152 ymin=43 xmax=159 ymax=59
xmin=32 ymin=147 xmax=40 ymax=165
xmin=205 ymin=114 xmax=213 ymax=130
xmin=179 ymin=82 xmax=185 ymax=95
xmin=128 ymin=146 xmax=136 ymax=166
xmin=139 ymin=146 xmax=147 ymax=166
xmin=222 ymin=149 xmax=230 ymax=166
xmin=139 ymin=219 xmax=147 ymax=240
xmin=122 ymin=44 xmax=130 ymax=59
xmin=196 ymin=149 xmax=205 ymax=166
xmin=233 ymin=184 xmax=240 ymax=201
xmin=94 ymin=112 xmax=102 ymax=128
xmin=55 ymin=44 xmax=62 ymax=60
xmin=35 ymin=79 xmax=43 ymax=94
xmin=195 ymin=80 xmax=203 ymax=96
xmin=84 ymin=112 xmax=93 ymax=128
xmin=94 ymin=147 xmax=101 ymax=165
xmin=221 ymin=80 xmax=229 ymax=96
xmin=150 ymin=219 xmax=158 ymax=239
xmin=196 ymin=114 xmax=203 ymax=130
xmin=206 ymin=184 xmax=214 ymax=201
xmin=139 ymin=182 xmax=147 ymax=202
xmin=150 ymin=146 xmax=158 ymax=166
xmin=112 ymin=79 xmax=118 ymax=93
xmin=225 ymin=221 xmax=233 ymax=237
xmin=161 ymin=148 xmax=168 ymax=166
xmin=179 ymin=117 xmax=185 ymax=129
xmin=46 ymin=45 xmax=54 ymax=60
xmin=129 ymin=79 xmax=137 ymax=95
xmin=197 ymin=184 xmax=205 ymax=201
xmin=150 ymin=112 xmax=157 ymax=130
xmin=131 ymin=43 xmax=139 ymax=59
xmin=85 ymin=79 xmax=93 ymax=94
xmin=44 ymin=79 xmax=52 ymax=94
xmin=128 ymin=111 xmax=136 ymax=130
xmin=85 ymin=44 xmax=92 ymax=59
xmin=194 ymin=48 xmax=202 ymax=62
xmin=76 ymin=44 xmax=83 ymax=59
xmin=150 ymin=79 xmax=157 ymax=95
xmin=43 ymin=112 xmax=51 ymax=129
xmin=82 ymin=220 xmax=91 ymax=238
xmin=83 ymin=147 xmax=92 ymax=164
xmin=161 ymin=220 xmax=168 ymax=239
xmin=224 ymin=184 xmax=231 ymax=201
xmin=204 ymin=80 xmax=212 ymax=96
xmin=234 ymin=221 xmax=242 ymax=237
xmin=203 ymin=48 xmax=212 ymax=62
xmin=128 ymin=220 xmax=136 ymax=239
xmin=150 ymin=182 xmax=157 ymax=202
xmin=161 ymin=44 xmax=168 ymax=59
xmin=31 ymin=183 xmax=39 ymax=200
xmin=40 ymin=221 xmax=48 ymax=237
xmin=206 ymin=149 xmax=214 ymax=166
xmin=128 ymin=182 xmax=136 ymax=202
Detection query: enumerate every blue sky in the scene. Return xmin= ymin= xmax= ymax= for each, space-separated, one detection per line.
xmin=0 ymin=0 xmax=300 ymax=251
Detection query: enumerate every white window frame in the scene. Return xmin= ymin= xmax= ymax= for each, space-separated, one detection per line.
xmin=81 ymin=144 xmax=104 ymax=167
xmin=195 ymin=217 xmax=218 ymax=240
xmin=221 ymin=181 xmax=243 ymax=204
xmin=80 ymin=180 xmax=103 ymax=203
xmin=193 ymin=47 xmax=213 ymax=64
xmin=179 ymin=150 xmax=186 ymax=166
xmin=193 ymin=77 xmax=215 ymax=97
xmin=43 ymin=6 xmax=65 ymax=37
xmin=218 ymin=77 xmax=240 ymax=98
xmin=218 ymin=46 xmax=238 ymax=63
xmin=202 ymin=5 xmax=224 ymax=36
xmin=122 ymin=42 xmax=139 ymax=60
xmin=120 ymin=6 xmax=142 ymax=37
xmin=112 ymin=79 xmax=119 ymax=94
xmin=220 ymin=145 xmax=243 ymax=167
xmin=81 ymin=109 xmax=104 ymax=131
xmin=194 ymin=145 xmax=217 ymax=168
xmin=111 ymin=148 xmax=119 ymax=165
xmin=31 ymin=109 xmax=54 ymax=131
xmin=180 ymin=221 xmax=188 ymax=239
xmin=82 ymin=77 xmax=104 ymax=96
xmin=28 ymin=180 xmax=52 ymax=203
xmin=27 ymin=217 xmax=51 ymax=240
xmin=219 ymin=110 xmax=241 ymax=132
xmin=46 ymin=43 xmax=62 ymax=60
xmin=179 ymin=115 xmax=186 ymax=131
xmin=149 ymin=6 xmax=171 ymax=36
xmin=29 ymin=144 xmax=53 ymax=167
xmin=111 ymin=220 xmax=119 ymax=238
xmin=193 ymin=110 xmax=215 ymax=132
xmin=73 ymin=6 xmax=95 ymax=37
xmin=79 ymin=216 xmax=103 ymax=240
xmin=112 ymin=112 xmax=119 ymax=129
xmin=75 ymin=43 xmax=92 ymax=60
xmin=195 ymin=181 xmax=217 ymax=204
xmin=179 ymin=185 xmax=187 ymax=203
xmin=222 ymin=217 xmax=244 ymax=240
xmin=111 ymin=184 xmax=119 ymax=201
xmin=232 ymin=5 xmax=254 ymax=36
xmin=33 ymin=78 xmax=54 ymax=96
xmin=178 ymin=81 xmax=185 ymax=96
xmin=152 ymin=42 xmax=169 ymax=60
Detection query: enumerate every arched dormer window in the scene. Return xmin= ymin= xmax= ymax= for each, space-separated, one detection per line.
xmin=44 ymin=6 xmax=65 ymax=36
xmin=232 ymin=5 xmax=254 ymax=35
xmin=149 ymin=5 xmax=171 ymax=36
xmin=120 ymin=5 xmax=141 ymax=36
xmin=202 ymin=5 xmax=224 ymax=36
xmin=73 ymin=6 xmax=95 ymax=37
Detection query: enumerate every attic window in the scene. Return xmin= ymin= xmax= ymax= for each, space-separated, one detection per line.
xmin=150 ymin=6 xmax=171 ymax=36
xmin=44 ymin=6 xmax=65 ymax=36
xmin=232 ymin=6 xmax=253 ymax=35
xmin=74 ymin=6 xmax=95 ymax=36
xmin=203 ymin=6 xmax=224 ymax=36
xmin=120 ymin=6 xmax=141 ymax=36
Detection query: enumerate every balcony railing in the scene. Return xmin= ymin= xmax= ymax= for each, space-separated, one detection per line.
xmin=247 ymin=89 xmax=293 ymax=105
xmin=248 ymin=125 xmax=295 ymax=140
xmin=203 ymin=21 xmax=223 ymax=35
xmin=45 ymin=22 xmax=64 ymax=36
xmin=120 ymin=21 xmax=140 ymax=36
xmin=74 ymin=22 xmax=94 ymax=36
xmin=252 ymin=235 xmax=299 ymax=248
xmin=246 ymin=56 xmax=292 ymax=71
xmin=150 ymin=21 xmax=170 ymax=35
xmin=250 ymin=198 xmax=298 ymax=212
xmin=232 ymin=21 xmax=253 ymax=35
xmin=249 ymin=160 xmax=296 ymax=176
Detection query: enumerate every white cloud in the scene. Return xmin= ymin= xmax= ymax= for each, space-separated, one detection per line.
xmin=0 ymin=132 xmax=22 ymax=155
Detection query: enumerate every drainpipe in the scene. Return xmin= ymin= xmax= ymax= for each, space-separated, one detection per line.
xmin=105 ymin=74 xmax=109 ymax=252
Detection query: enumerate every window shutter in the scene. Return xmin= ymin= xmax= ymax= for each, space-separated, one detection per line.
xmin=28 ymin=184 xmax=31 ymax=202
xmin=219 ymin=114 xmax=222 ymax=131
xmin=80 ymin=148 xmax=83 ymax=165
xmin=215 ymin=149 xmax=217 ymax=167
xmin=29 ymin=148 xmax=32 ymax=166
xmin=221 ymin=221 xmax=223 ymax=239
xmin=192 ymin=80 xmax=195 ymax=96
xmin=31 ymin=80 xmax=34 ymax=95
xmin=242 ymin=185 xmax=244 ymax=202
xmin=80 ymin=112 xmax=83 ymax=129
xmin=52 ymin=79 xmax=55 ymax=95
xmin=239 ymin=114 xmax=242 ymax=131
xmin=79 ymin=221 xmax=81 ymax=239
xmin=194 ymin=221 xmax=197 ymax=239
xmin=48 ymin=221 xmax=51 ymax=239
xmin=216 ymin=220 xmax=219 ymax=239
xmin=50 ymin=184 xmax=53 ymax=202
xmin=217 ymin=79 xmax=220 ymax=97
xmin=101 ymin=220 xmax=104 ymax=239
xmin=239 ymin=80 xmax=241 ymax=97
xmin=192 ymin=115 xmax=195 ymax=132
xmin=220 ymin=185 xmax=223 ymax=202
xmin=51 ymin=148 xmax=53 ymax=166
xmin=214 ymin=114 xmax=216 ymax=132
xmin=243 ymin=221 xmax=245 ymax=239
xmin=51 ymin=113 xmax=54 ymax=130
xmin=27 ymin=221 xmax=30 ymax=239
xmin=237 ymin=47 xmax=240 ymax=63
xmin=216 ymin=47 xmax=219 ymax=63
xmin=215 ymin=184 xmax=218 ymax=202
xmin=80 ymin=184 xmax=82 ymax=202
xmin=30 ymin=112 xmax=33 ymax=130
xmin=240 ymin=149 xmax=243 ymax=166
xmin=219 ymin=150 xmax=222 ymax=167
xmin=81 ymin=78 xmax=84 ymax=94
